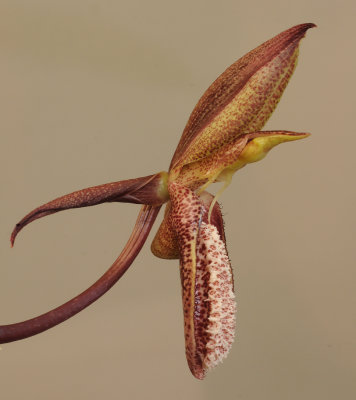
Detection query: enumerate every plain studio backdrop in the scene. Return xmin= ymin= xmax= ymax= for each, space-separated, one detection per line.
xmin=1 ymin=1 xmax=355 ymax=399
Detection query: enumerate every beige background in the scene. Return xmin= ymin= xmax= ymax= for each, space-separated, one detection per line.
xmin=1 ymin=1 xmax=355 ymax=399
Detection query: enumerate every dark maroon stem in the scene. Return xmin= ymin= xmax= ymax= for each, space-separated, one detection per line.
xmin=0 ymin=204 xmax=161 ymax=344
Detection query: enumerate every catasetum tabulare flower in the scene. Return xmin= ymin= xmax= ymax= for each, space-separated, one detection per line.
xmin=1 ymin=23 xmax=315 ymax=379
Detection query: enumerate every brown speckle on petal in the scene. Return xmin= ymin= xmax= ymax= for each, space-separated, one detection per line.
xmin=195 ymin=223 xmax=236 ymax=374
xmin=169 ymin=182 xmax=236 ymax=379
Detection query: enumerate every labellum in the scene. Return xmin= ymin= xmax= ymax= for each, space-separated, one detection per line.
xmin=1 ymin=23 xmax=315 ymax=379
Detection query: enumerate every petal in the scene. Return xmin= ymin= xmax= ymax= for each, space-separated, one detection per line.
xmin=151 ymin=190 xmax=227 ymax=260
xmin=151 ymin=201 xmax=180 ymax=259
xmin=170 ymin=23 xmax=315 ymax=175
xmin=175 ymin=130 xmax=310 ymax=189
xmin=174 ymin=135 xmax=249 ymax=189
xmin=11 ymin=171 xmax=168 ymax=246
xmin=195 ymin=222 xmax=235 ymax=375
xmin=169 ymin=182 xmax=236 ymax=379
xmin=232 ymin=130 xmax=310 ymax=168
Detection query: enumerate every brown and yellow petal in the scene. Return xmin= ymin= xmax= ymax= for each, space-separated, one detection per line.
xmin=169 ymin=23 xmax=315 ymax=179
xmin=173 ymin=131 xmax=309 ymax=191
xmin=151 ymin=201 xmax=180 ymax=259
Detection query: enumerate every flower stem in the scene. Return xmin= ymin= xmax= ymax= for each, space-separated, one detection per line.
xmin=0 ymin=204 xmax=161 ymax=344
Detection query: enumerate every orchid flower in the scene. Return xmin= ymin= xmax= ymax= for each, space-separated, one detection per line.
xmin=0 ymin=23 xmax=315 ymax=379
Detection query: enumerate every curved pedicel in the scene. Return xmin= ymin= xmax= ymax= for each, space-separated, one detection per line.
xmin=1 ymin=205 xmax=160 ymax=344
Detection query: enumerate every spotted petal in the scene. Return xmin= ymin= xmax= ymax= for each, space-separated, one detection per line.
xmin=170 ymin=23 xmax=315 ymax=180
xmin=174 ymin=130 xmax=310 ymax=189
xmin=11 ymin=171 xmax=168 ymax=246
xmin=165 ymin=182 xmax=236 ymax=379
